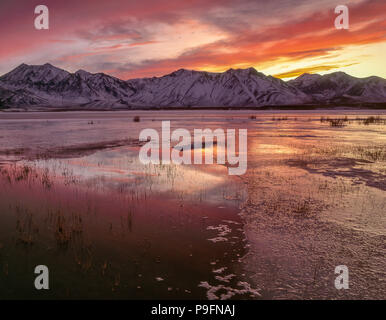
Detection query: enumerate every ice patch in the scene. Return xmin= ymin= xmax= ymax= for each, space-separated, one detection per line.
xmin=222 ymin=220 xmax=241 ymax=225
xmin=199 ymin=281 xmax=261 ymax=300
xmin=215 ymin=274 xmax=236 ymax=283
xmin=207 ymin=224 xmax=231 ymax=237
xmin=212 ymin=267 xmax=227 ymax=274
xmin=208 ymin=236 xmax=228 ymax=243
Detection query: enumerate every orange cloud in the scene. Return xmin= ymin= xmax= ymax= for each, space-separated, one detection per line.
xmin=118 ymin=1 xmax=386 ymax=79
xmin=273 ymin=64 xmax=358 ymax=79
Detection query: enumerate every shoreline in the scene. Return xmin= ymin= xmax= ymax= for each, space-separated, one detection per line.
xmin=1 ymin=103 xmax=386 ymax=113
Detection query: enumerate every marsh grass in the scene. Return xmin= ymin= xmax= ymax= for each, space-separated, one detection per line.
xmin=293 ymin=198 xmax=313 ymax=217
xmin=271 ymin=116 xmax=289 ymax=121
xmin=320 ymin=115 xmax=386 ymax=127
xmin=329 ymin=119 xmax=346 ymax=127
xmin=302 ymin=144 xmax=386 ymax=162
xmin=352 ymin=146 xmax=386 ymax=162
xmin=15 ymin=207 xmax=39 ymax=246
xmin=41 ymin=168 xmax=53 ymax=189
xmin=362 ymin=116 xmax=386 ymax=125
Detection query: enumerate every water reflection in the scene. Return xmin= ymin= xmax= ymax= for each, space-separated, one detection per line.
xmin=0 ymin=143 xmax=251 ymax=299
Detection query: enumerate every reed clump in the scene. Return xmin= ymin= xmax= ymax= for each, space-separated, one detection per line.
xmin=320 ymin=115 xmax=386 ymax=127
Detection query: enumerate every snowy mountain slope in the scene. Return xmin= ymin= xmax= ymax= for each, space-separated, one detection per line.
xmin=0 ymin=63 xmax=385 ymax=109
xmin=0 ymin=63 xmax=136 ymax=107
xmin=127 ymin=68 xmax=311 ymax=107
xmin=0 ymin=82 xmax=48 ymax=108
xmin=288 ymin=72 xmax=386 ymax=103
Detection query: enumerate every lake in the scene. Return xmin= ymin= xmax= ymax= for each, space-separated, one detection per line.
xmin=0 ymin=110 xmax=385 ymax=299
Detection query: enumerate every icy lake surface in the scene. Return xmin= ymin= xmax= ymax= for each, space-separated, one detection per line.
xmin=0 ymin=110 xmax=385 ymax=299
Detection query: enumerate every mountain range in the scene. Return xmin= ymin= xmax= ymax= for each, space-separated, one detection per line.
xmin=0 ymin=63 xmax=385 ymax=109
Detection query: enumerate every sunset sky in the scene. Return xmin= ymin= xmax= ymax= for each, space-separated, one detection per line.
xmin=0 ymin=0 xmax=385 ymax=80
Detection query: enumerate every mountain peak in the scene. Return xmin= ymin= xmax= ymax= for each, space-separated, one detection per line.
xmin=23 ymin=62 xmax=67 ymax=72
xmin=30 ymin=62 xmax=64 ymax=72
xmin=297 ymin=73 xmax=321 ymax=79
xmin=8 ymin=63 xmax=29 ymax=72
xmin=245 ymin=67 xmax=258 ymax=72
xmin=325 ymin=71 xmax=355 ymax=80
xmin=288 ymin=73 xmax=322 ymax=86
xmin=225 ymin=67 xmax=259 ymax=76
xmin=170 ymin=68 xmax=193 ymax=76
xmin=0 ymin=62 xmax=70 ymax=83
xmin=75 ymin=69 xmax=92 ymax=77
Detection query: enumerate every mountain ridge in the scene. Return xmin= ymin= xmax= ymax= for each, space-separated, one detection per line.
xmin=0 ymin=63 xmax=385 ymax=109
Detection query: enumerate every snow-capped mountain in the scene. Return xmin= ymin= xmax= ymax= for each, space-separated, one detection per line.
xmin=127 ymin=68 xmax=310 ymax=107
xmin=288 ymin=72 xmax=386 ymax=103
xmin=0 ymin=63 xmax=136 ymax=108
xmin=0 ymin=63 xmax=385 ymax=109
